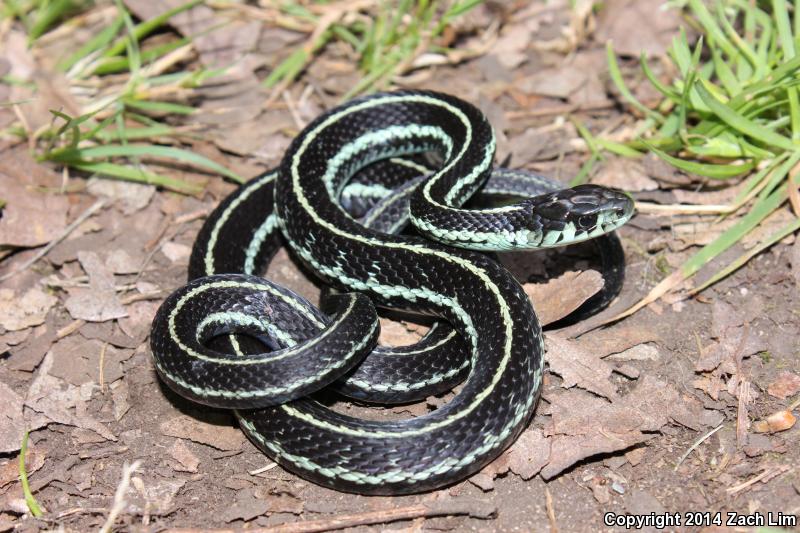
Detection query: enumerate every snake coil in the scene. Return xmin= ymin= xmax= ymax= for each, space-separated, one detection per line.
xmin=150 ymin=90 xmax=634 ymax=494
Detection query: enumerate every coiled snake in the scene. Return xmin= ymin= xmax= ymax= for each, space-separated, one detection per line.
xmin=150 ymin=91 xmax=635 ymax=494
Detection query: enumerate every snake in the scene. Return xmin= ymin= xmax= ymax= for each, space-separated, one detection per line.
xmin=150 ymin=90 xmax=635 ymax=494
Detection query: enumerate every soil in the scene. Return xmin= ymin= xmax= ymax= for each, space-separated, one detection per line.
xmin=0 ymin=1 xmax=798 ymax=532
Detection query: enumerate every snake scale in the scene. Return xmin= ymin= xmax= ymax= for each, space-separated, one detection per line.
xmin=150 ymin=90 xmax=635 ymax=494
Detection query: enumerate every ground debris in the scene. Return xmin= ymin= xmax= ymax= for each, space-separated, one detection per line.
xmin=525 ymin=270 xmax=605 ymax=326
xmin=0 ymin=287 xmax=56 ymax=331
xmin=64 ymin=251 xmax=127 ymax=322
xmin=541 ymin=375 xmax=697 ymax=479
xmin=767 ymin=371 xmax=800 ymax=399
xmin=160 ymin=414 xmax=245 ymax=451
xmin=25 ymin=352 xmax=117 ymax=442
xmin=545 ymin=334 xmax=617 ymax=400
xmin=169 ymin=439 xmax=200 ymax=473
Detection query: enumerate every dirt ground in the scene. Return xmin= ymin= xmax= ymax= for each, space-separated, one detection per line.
xmin=1 ymin=1 xmax=799 ymax=532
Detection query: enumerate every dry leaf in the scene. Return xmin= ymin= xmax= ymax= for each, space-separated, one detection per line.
xmin=0 ymin=382 xmax=31 ymax=453
xmin=545 ymin=334 xmax=617 ymax=400
xmin=170 ymin=439 xmax=200 ymax=473
xmin=471 ymin=428 xmax=550 ymax=491
xmin=595 ymin=0 xmax=681 ymax=56
xmin=160 ymin=414 xmax=245 ymax=451
xmin=525 ymin=271 xmax=605 ymax=326
xmin=0 ymin=447 xmax=45 ymax=488
xmin=127 ymin=476 xmax=186 ymax=516
xmin=541 ymin=375 xmax=693 ymax=479
xmin=0 ymin=288 xmax=57 ymax=331
xmin=592 ymin=158 xmax=658 ymax=192
xmin=160 ymin=241 xmax=192 ymax=264
xmin=605 ymin=343 xmax=660 ymax=362
xmin=752 ymin=411 xmax=796 ymax=434
xmin=222 ymin=488 xmax=271 ymax=523
xmin=767 ymin=371 xmax=800 ymax=400
xmin=25 ymin=352 xmax=117 ymax=442
xmin=64 ymin=251 xmax=127 ymax=322
xmin=87 ymin=177 xmax=155 ymax=215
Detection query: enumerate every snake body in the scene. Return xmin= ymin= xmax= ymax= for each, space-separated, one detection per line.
xmin=150 ymin=91 xmax=634 ymax=494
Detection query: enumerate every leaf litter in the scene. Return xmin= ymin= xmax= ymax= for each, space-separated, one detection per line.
xmin=0 ymin=0 xmax=798 ymax=530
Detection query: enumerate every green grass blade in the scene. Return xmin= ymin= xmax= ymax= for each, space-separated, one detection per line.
xmin=123 ymin=99 xmax=196 ymax=115
xmin=51 ymin=144 xmax=243 ymax=182
xmin=640 ymin=53 xmax=681 ymax=102
xmin=92 ymin=38 xmax=189 ymax=76
xmin=607 ymin=42 xmax=663 ymax=122
xmin=696 ymin=80 xmax=797 ymax=152
xmin=58 ymin=14 xmax=124 ymax=72
xmin=28 ymin=0 xmax=77 ymax=42
xmin=19 ymin=432 xmax=43 ymax=518
xmin=772 ymin=0 xmax=794 ymax=60
xmin=70 ymin=161 xmax=201 ymax=193
xmin=789 ymin=87 xmax=800 ymax=141
xmin=677 ymin=184 xmax=790 ymax=280
xmin=570 ymin=153 xmax=600 ymax=186
xmin=102 ymin=0 xmax=202 ymax=58
xmin=694 ymin=217 xmax=800 ymax=293
xmin=647 ymin=143 xmax=755 ymax=179
xmin=758 ymin=150 xmax=800 ymax=200
xmin=94 ymin=124 xmax=177 ymax=141
xmin=686 ymin=0 xmax=737 ymax=58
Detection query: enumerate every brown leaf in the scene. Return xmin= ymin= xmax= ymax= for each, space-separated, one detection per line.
xmin=48 ymin=336 xmax=132 ymax=386
xmin=221 ymin=488 xmax=270 ymax=523
xmin=170 ymin=439 xmax=200 ymax=473
xmin=64 ymin=251 xmax=127 ymax=322
xmin=128 ymin=476 xmax=186 ymax=516
xmin=0 ymin=447 xmax=45 ymax=488
xmin=767 ymin=371 xmax=800 ymax=400
xmin=378 ymin=318 xmax=426 ymax=347
xmin=544 ymin=334 xmax=617 ymax=400
xmin=0 ymin=381 xmax=34 ymax=453
xmin=503 ymin=125 xmax=576 ymax=166
xmin=160 ymin=414 xmax=245 ymax=451
xmin=595 ymin=0 xmax=682 ymax=57
xmin=471 ymin=427 xmax=550 ymax=491
xmin=0 ymin=287 xmax=57 ymax=331
xmin=506 ymin=428 xmax=550 ymax=480
xmin=579 ymin=323 xmax=660 ymax=355
xmin=110 ymin=379 xmax=130 ymax=422
xmin=752 ymin=411 xmax=796 ymax=434
xmin=525 ymin=271 xmax=605 ymax=326
xmin=592 ymin=158 xmax=659 ymax=192
xmin=24 ymin=352 xmax=117 ymax=442
xmin=86 ymin=177 xmax=155 ymax=216
xmin=541 ymin=375 xmax=693 ymax=479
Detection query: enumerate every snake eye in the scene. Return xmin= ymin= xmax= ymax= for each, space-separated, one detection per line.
xmin=577 ymin=215 xmax=594 ymax=230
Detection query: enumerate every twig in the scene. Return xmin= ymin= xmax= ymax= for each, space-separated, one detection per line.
xmin=99 ymin=343 xmax=109 ymax=391
xmin=163 ymin=500 xmax=497 ymax=533
xmin=674 ymin=424 xmax=723 ymax=470
xmin=248 ymin=463 xmax=278 ymax=476
xmin=57 ymin=319 xmax=85 ymax=339
xmin=0 ymin=198 xmax=107 ymax=282
xmin=726 ymin=465 xmax=793 ymax=495
xmin=635 ymin=201 xmax=737 ymax=215
xmin=545 ymin=486 xmax=558 ymax=533
xmin=99 ymin=460 xmax=141 ymax=533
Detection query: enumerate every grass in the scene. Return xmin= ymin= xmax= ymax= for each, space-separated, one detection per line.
xmin=19 ymin=431 xmax=43 ymax=517
xmin=1 ymin=0 xmax=486 ymax=195
xmin=2 ymin=0 xmax=239 ymax=194
xmin=261 ymin=0 xmax=486 ymax=100
xmin=602 ymin=0 xmax=800 ymax=317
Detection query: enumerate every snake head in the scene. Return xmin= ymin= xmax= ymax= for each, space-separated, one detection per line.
xmin=526 ymin=184 xmax=635 ymax=248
